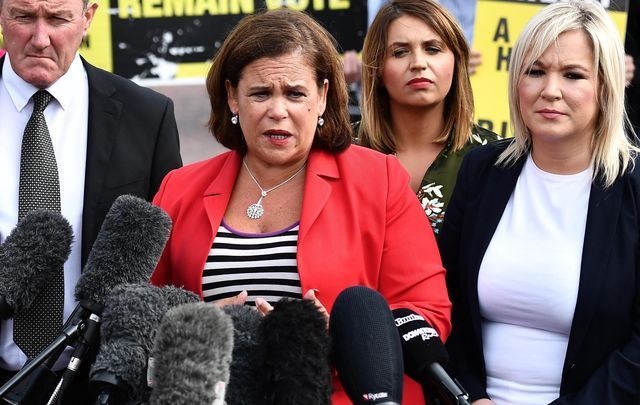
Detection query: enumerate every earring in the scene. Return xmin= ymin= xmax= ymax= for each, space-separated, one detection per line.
xmin=231 ymin=113 xmax=239 ymax=125
xmin=318 ymin=116 xmax=325 ymax=127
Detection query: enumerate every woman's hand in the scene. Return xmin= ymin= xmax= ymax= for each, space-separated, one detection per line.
xmin=469 ymin=49 xmax=483 ymax=75
xmin=472 ymin=399 xmax=496 ymax=405
xmin=214 ymin=290 xmax=248 ymax=307
xmin=255 ymin=297 xmax=274 ymax=316
xmin=304 ymin=289 xmax=329 ymax=326
xmin=244 ymin=290 xmax=330 ymax=322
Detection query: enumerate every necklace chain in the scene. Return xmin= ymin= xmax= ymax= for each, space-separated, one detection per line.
xmin=243 ymin=158 xmax=306 ymax=220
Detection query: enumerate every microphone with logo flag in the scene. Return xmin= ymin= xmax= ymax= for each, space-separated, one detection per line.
xmin=392 ymin=308 xmax=470 ymax=405
xmin=329 ymin=286 xmax=403 ymax=405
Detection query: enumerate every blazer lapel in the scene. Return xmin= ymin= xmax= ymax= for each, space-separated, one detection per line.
xmin=564 ymin=176 xmax=624 ymax=365
xmin=467 ymin=157 xmax=526 ymax=342
xmin=203 ymin=152 xmax=242 ymax=235
xmin=298 ymin=149 xmax=338 ymax=246
xmin=81 ymin=59 xmax=123 ymax=265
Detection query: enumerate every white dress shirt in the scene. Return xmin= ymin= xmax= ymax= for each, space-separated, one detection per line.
xmin=0 ymin=53 xmax=88 ymax=370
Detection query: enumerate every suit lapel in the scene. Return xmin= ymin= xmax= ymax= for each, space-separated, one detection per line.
xmin=468 ymin=156 xmax=526 ymax=342
xmin=564 ymin=176 xmax=624 ymax=365
xmin=203 ymin=152 xmax=241 ymax=235
xmin=298 ymin=149 xmax=338 ymax=246
xmin=81 ymin=59 xmax=123 ymax=265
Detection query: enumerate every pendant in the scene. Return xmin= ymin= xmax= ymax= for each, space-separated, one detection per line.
xmin=247 ymin=203 xmax=264 ymax=219
xmin=246 ymin=192 xmax=266 ymax=219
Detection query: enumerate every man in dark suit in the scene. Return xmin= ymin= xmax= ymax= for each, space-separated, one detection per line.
xmin=0 ymin=0 xmax=181 ymax=401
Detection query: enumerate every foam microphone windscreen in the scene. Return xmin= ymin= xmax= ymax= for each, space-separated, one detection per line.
xmin=150 ymin=302 xmax=234 ymax=405
xmin=330 ymin=286 xmax=404 ymax=404
xmin=260 ymin=298 xmax=332 ymax=405
xmin=0 ymin=210 xmax=72 ymax=318
xmin=74 ymin=195 xmax=172 ymax=311
xmin=222 ymin=305 xmax=264 ymax=405
xmin=90 ymin=284 xmax=199 ymax=403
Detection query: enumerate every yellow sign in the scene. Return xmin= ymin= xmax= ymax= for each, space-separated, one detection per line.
xmin=471 ymin=0 xmax=628 ymax=137
xmin=81 ymin=2 xmax=113 ymax=71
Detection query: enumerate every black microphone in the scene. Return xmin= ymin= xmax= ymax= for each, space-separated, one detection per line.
xmin=221 ymin=305 xmax=263 ymax=405
xmin=89 ymin=284 xmax=199 ymax=404
xmin=47 ymin=195 xmax=173 ymax=403
xmin=392 ymin=308 xmax=471 ymax=405
xmin=329 ymin=286 xmax=403 ymax=405
xmin=260 ymin=298 xmax=332 ymax=405
xmin=0 ymin=210 xmax=73 ymax=319
xmin=149 ymin=302 xmax=234 ymax=405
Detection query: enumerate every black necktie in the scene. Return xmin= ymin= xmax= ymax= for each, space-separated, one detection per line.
xmin=14 ymin=90 xmax=64 ymax=359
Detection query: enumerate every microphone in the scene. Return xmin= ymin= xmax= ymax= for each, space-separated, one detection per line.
xmin=149 ymin=302 xmax=234 ymax=405
xmin=47 ymin=195 xmax=173 ymax=403
xmin=329 ymin=286 xmax=403 ymax=405
xmin=221 ymin=305 xmax=263 ymax=405
xmin=0 ymin=210 xmax=73 ymax=319
xmin=392 ymin=308 xmax=471 ymax=405
xmin=89 ymin=284 xmax=199 ymax=404
xmin=260 ymin=298 xmax=332 ymax=405
xmin=74 ymin=194 xmax=173 ymax=312
xmin=0 ymin=196 xmax=172 ymax=403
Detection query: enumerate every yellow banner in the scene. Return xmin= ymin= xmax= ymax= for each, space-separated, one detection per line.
xmin=471 ymin=0 xmax=628 ymax=138
xmin=80 ymin=1 xmax=113 ymax=71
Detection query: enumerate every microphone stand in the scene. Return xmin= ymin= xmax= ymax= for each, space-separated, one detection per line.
xmin=0 ymin=305 xmax=93 ymax=402
xmin=46 ymin=310 xmax=101 ymax=405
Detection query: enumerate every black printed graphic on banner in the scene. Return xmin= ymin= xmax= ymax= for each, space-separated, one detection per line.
xmin=110 ymin=0 xmax=366 ymax=79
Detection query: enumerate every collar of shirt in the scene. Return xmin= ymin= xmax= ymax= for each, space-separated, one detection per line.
xmin=2 ymin=53 xmax=85 ymax=112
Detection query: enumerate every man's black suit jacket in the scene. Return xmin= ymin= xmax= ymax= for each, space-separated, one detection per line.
xmin=0 ymin=55 xmax=182 ymax=402
xmin=440 ymin=140 xmax=640 ymax=404
xmin=0 ymin=55 xmax=182 ymax=263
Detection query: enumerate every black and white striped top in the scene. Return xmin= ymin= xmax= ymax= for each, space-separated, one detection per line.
xmin=202 ymin=220 xmax=302 ymax=305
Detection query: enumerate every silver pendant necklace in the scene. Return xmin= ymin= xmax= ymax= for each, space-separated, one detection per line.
xmin=243 ymin=158 xmax=306 ymax=220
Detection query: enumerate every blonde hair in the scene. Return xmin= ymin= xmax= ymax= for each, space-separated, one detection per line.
xmin=358 ymin=0 xmax=474 ymax=154
xmin=498 ymin=0 xmax=637 ymax=187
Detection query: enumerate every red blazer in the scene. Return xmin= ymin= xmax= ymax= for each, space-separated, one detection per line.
xmin=151 ymin=145 xmax=452 ymax=404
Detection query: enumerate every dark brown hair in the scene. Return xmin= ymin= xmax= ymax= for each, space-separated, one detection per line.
xmin=206 ymin=8 xmax=351 ymax=153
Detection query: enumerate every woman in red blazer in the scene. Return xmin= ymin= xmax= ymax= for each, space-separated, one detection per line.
xmin=151 ymin=8 xmax=450 ymax=405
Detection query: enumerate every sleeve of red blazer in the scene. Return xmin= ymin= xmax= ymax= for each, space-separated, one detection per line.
xmin=380 ymin=155 xmax=452 ymax=341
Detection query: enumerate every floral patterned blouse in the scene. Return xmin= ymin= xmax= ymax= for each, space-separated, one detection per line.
xmin=415 ymin=125 xmax=500 ymax=238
